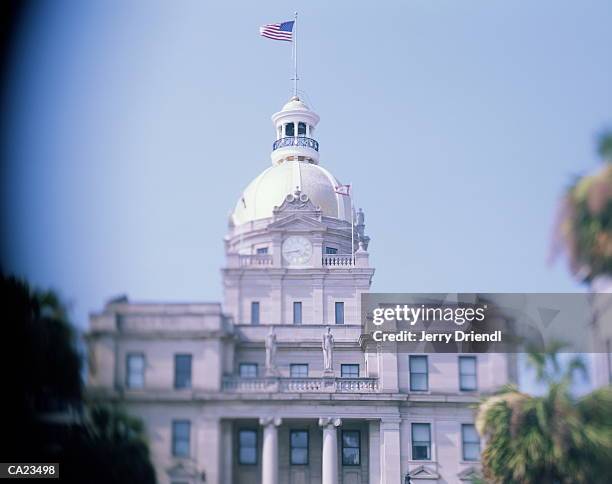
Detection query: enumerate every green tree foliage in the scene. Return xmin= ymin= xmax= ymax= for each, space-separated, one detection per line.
xmin=597 ymin=130 xmax=612 ymax=161
xmin=0 ymin=274 xmax=156 ymax=484
xmin=476 ymin=345 xmax=612 ymax=483
xmin=1 ymin=275 xmax=82 ymax=419
xmin=554 ymin=130 xmax=612 ymax=281
xmin=62 ymin=405 xmax=157 ymax=484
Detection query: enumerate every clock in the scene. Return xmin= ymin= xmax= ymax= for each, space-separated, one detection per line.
xmin=282 ymin=236 xmax=313 ymax=266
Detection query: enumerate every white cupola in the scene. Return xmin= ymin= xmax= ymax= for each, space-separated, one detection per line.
xmin=231 ymin=96 xmax=352 ymax=226
xmin=270 ymin=96 xmax=320 ymax=165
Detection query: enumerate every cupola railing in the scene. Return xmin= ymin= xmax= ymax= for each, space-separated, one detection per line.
xmin=272 ymin=136 xmax=319 ymax=152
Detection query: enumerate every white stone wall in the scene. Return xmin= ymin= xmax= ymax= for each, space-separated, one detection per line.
xmin=396 ymin=353 xmax=508 ymax=394
xmin=223 ymin=271 xmax=371 ymax=326
xmin=400 ymin=406 xmax=481 ymax=482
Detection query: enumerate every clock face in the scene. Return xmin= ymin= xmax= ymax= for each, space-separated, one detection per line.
xmin=282 ymin=236 xmax=313 ymax=266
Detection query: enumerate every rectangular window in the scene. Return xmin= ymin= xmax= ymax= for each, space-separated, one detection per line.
xmin=251 ymin=301 xmax=260 ymax=325
xmin=297 ymin=122 xmax=307 ymax=136
xmin=411 ymin=423 xmax=431 ymax=460
xmin=335 ymin=302 xmax=344 ymax=325
xmin=238 ymin=429 xmax=257 ymax=465
xmin=126 ymin=353 xmax=145 ymax=389
xmin=285 ymin=123 xmax=294 ymax=137
xmin=341 ymin=430 xmax=360 ymax=466
xmin=174 ymin=354 xmax=192 ymax=389
xmin=256 ymin=247 xmax=268 ymax=254
xmin=172 ymin=420 xmax=190 ymax=457
xmin=290 ymin=364 xmax=308 ymax=378
xmin=290 ymin=430 xmax=309 ymax=465
xmin=325 ymin=247 xmax=338 ymax=254
xmin=462 ymin=424 xmax=480 ymax=461
xmin=293 ymin=301 xmax=302 ymax=325
xmin=341 ymin=364 xmax=359 ymax=378
xmin=409 ymin=355 xmax=428 ymax=391
xmin=459 ymin=356 xmax=477 ymax=391
xmin=239 ymin=363 xmax=258 ymax=378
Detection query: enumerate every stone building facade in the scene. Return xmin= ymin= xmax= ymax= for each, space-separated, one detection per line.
xmin=86 ymin=96 xmax=512 ymax=484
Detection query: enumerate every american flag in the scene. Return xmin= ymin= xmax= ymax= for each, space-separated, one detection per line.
xmin=259 ymin=21 xmax=294 ymax=42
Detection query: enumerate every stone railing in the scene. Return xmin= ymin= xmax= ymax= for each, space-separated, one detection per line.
xmin=239 ymin=254 xmax=273 ymax=267
xmin=221 ymin=377 xmax=276 ymax=392
xmin=322 ymin=254 xmax=354 ymax=267
xmin=222 ymin=376 xmax=379 ymax=393
xmin=272 ymin=136 xmax=319 ymax=152
xmin=336 ymin=378 xmax=379 ymax=392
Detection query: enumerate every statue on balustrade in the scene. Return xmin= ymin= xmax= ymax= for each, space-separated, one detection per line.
xmin=322 ymin=327 xmax=334 ymax=374
xmin=265 ymin=327 xmax=278 ymax=375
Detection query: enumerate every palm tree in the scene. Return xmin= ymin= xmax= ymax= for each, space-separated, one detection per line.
xmin=553 ymin=130 xmax=612 ymax=282
xmin=475 ymin=344 xmax=612 ymax=483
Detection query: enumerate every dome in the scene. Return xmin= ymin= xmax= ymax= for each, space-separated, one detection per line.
xmin=232 ymin=160 xmax=351 ymax=226
xmin=281 ymin=96 xmax=309 ymax=112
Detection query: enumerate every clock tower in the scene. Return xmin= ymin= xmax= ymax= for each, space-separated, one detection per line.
xmin=222 ymin=96 xmax=374 ymax=326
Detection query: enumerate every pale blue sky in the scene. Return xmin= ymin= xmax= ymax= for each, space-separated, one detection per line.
xmin=2 ymin=0 xmax=611 ymax=350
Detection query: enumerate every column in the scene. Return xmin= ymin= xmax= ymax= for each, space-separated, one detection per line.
xmin=380 ymin=418 xmax=401 ymax=483
xmin=197 ymin=418 xmax=222 ymax=484
xmin=318 ymin=418 xmax=342 ymax=484
xmin=312 ymin=276 xmax=324 ymax=324
xmin=368 ymin=421 xmax=381 ymax=484
xmin=220 ymin=421 xmax=233 ymax=484
xmin=260 ymin=417 xmax=282 ymax=484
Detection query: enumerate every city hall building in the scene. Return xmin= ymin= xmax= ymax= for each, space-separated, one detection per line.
xmin=86 ymin=96 xmax=512 ymax=484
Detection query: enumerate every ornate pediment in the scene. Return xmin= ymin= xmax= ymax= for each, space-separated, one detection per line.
xmin=407 ymin=464 xmax=440 ymax=480
xmin=268 ymin=213 xmax=326 ymax=232
xmin=273 ymin=188 xmax=322 ymax=219
xmin=457 ymin=466 xmax=482 ymax=481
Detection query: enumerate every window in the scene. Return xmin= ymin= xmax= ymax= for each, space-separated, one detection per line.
xmin=297 ymin=122 xmax=306 ymax=136
xmin=239 ymin=363 xmax=258 ymax=378
xmin=290 ymin=430 xmax=309 ymax=465
xmin=172 ymin=420 xmax=190 ymax=457
xmin=459 ymin=356 xmax=477 ymax=391
xmin=325 ymin=247 xmax=338 ymax=254
xmin=462 ymin=424 xmax=480 ymax=461
xmin=411 ymin=423 xmax=431 ymax=460
xmin=238 ymin=430 xmax=257 ymax=465
xmin=290 ymin=364 xmax=308 ymax=378
xmin=341 ymin=364 xmax=359 ymax=378
xmin=251 ymin=301 xmax=260 ymax=325
xmin=342 ymin=430 xmax=360 ymax=466
xmin=126 ymin=353 xmax=144 ymax=389
xmin=285 ymin=123 xmax=294 ymax=137
xmin=335 ymin=302 xmax=344 ymax=325
xmin=293 ymin=301 xmax=302 ymax=325
xmin=256 ymin=247 xmax=268 ymax=254
xmin=409 ymin=355 xmax=428 ymax=391
xmin=174 ymin=354 xmax=192 ymax=389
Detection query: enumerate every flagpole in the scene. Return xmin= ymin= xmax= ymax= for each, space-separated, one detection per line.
xmin=351 ymin=184 xmax=354 ymax=265
xmin=293 ymin=11 xmax=298 ymax=97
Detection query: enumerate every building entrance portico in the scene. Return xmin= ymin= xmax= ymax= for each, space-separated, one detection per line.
xmin=228 ymin=416 xmax=372 ymax=484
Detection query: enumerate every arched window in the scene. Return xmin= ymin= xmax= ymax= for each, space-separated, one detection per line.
xmin=285 ymin=123 xmax=295 ymax=137
xmin=298 ymin=122 xmax=306 ymax=136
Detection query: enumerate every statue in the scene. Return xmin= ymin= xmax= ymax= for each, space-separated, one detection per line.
xmin=265 ymin=327 xmax=277 ymax=374
xmin=322 ymin=327 xmax=334 ymax=373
